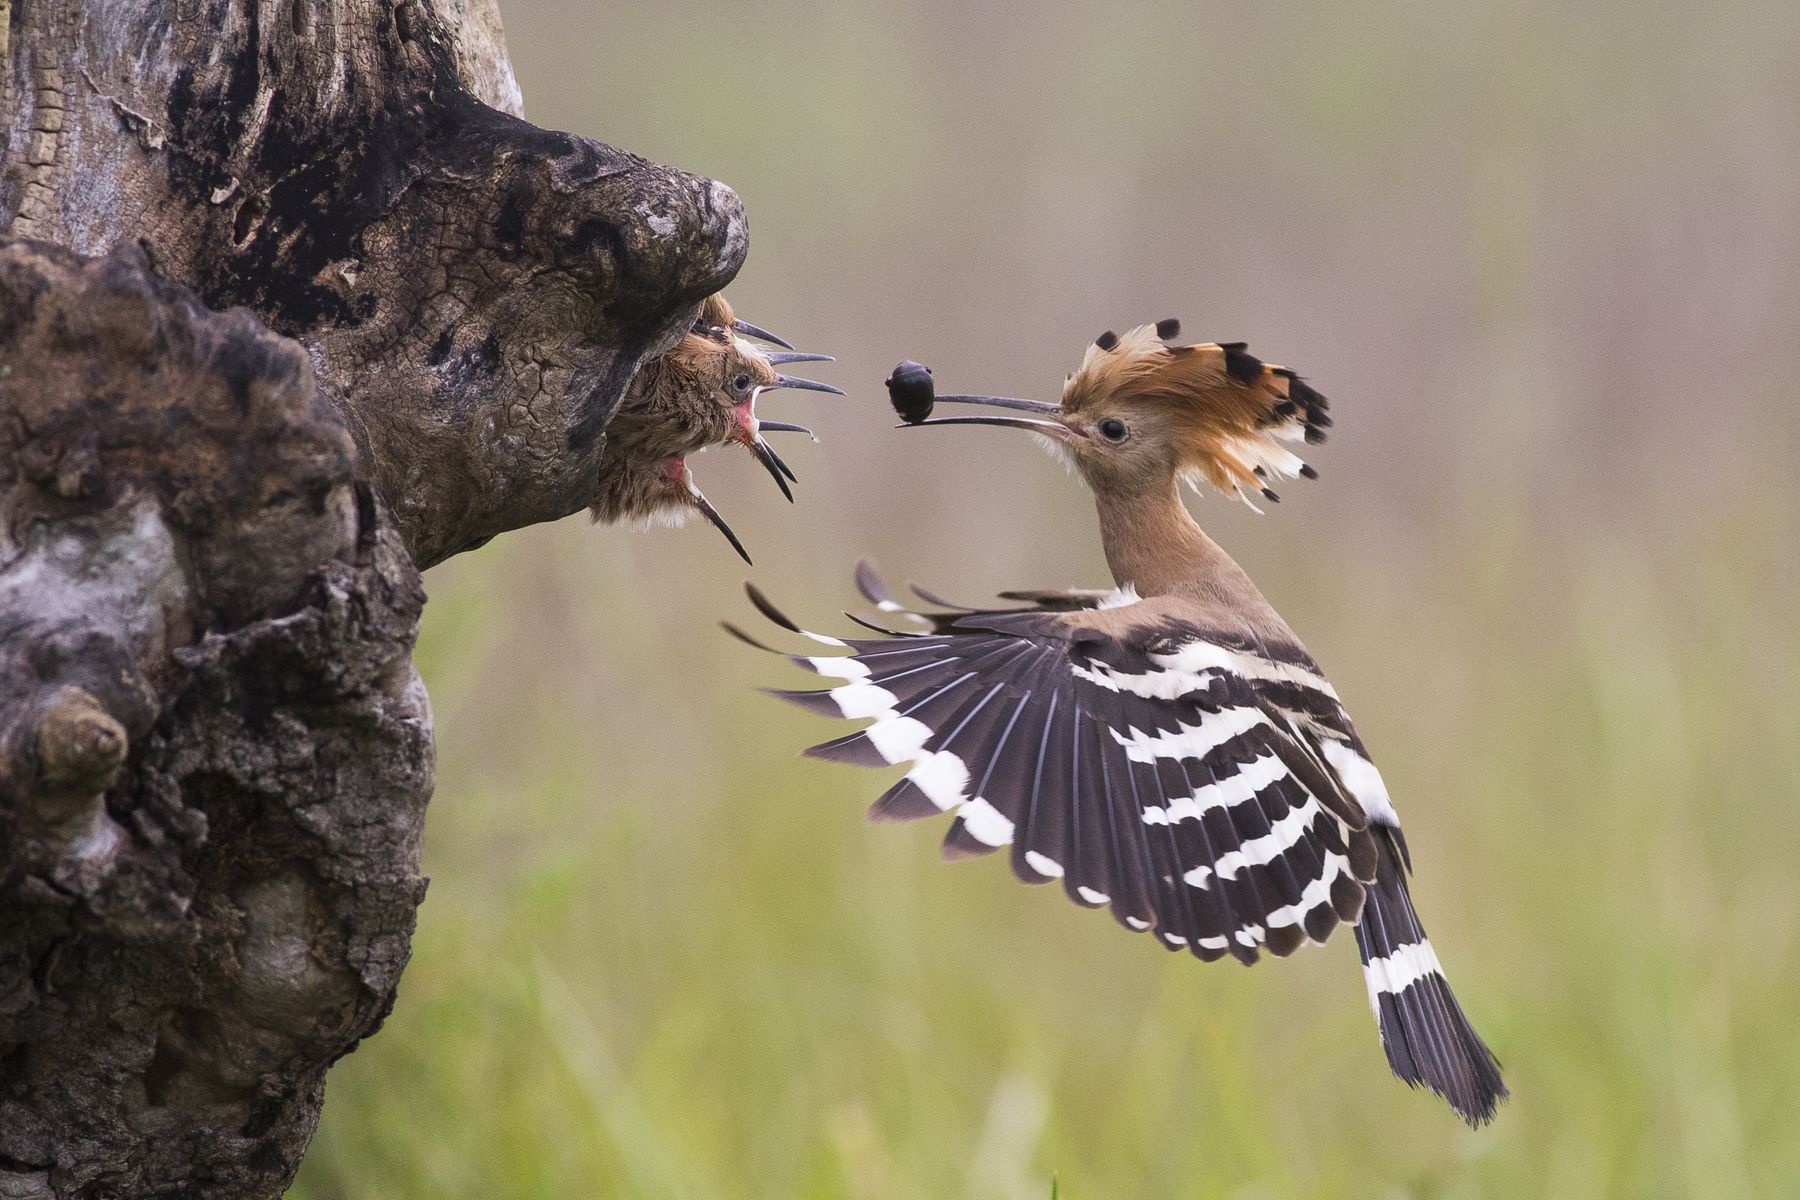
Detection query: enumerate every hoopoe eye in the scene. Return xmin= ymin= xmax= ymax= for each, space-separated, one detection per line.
xmin=1098 ymin=418 xmax=1128 ymax=442
xmin=733 ymin=373 xmax=751 ymax=392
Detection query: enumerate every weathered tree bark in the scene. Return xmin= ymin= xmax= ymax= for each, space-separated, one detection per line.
xmin=0 ymin=0 xmax=747 ymax=1195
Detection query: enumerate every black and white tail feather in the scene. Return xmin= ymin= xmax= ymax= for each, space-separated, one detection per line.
xmin=731 ymin=562 xmax=1506 ymax=1125
xmin=1355 ymin=831 xmax=1507 ymax=1121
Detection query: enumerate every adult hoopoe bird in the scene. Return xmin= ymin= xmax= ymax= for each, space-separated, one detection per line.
xmin=730 ymin=321 xmax=1507 ymax=1124
xmin=591 ymin=295 xmax=840 ymax=562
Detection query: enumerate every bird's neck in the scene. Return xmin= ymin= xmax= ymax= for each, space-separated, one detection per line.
xmin=1093 ymin=477 xmax=1253 ymax=602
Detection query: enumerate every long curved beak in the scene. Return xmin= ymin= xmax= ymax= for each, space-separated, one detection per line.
xmin=732 ymin=319 xmax=793 ymax=349
xmin=762 ymin=351 xmax=835 ymax=366
xmin=934 ymin=394 xmax=1062 ymax=414
xmin=677 ymin=466 xmax=751 ymax=564
xmin=757 ymin=420 xmax=817 ymax=439
xmin=899 ymin=414 xmax=1067 ymax=433
xmin=772 ymin=373 xmax=846 ymax=396
xmin=692 ymin=487 xmax=752 ymax=564
xmin=900 ymin=393 xmax=1069 ymax=436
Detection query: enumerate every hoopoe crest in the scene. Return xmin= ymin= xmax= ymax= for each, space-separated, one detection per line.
xmin=1060 ymin=321 xmax=1330 ymax=507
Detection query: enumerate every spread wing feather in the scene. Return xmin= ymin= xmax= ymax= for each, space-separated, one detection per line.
xmin=739 ymin=568 xmax=1390 ymax=965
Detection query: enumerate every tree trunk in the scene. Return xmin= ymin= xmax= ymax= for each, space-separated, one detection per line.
xmin=0 ymin=0 xmax=746 ymax=1194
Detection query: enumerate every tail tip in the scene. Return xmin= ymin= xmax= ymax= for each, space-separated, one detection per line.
xmin=1370 ymin=963 xmax=1508 ymax=1127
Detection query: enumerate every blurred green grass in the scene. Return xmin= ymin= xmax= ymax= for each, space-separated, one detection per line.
xmin=289 ymin=492 xmax=1800 ymax=1200
xmin=290 ymin=0 xmax=1800 ymax=1195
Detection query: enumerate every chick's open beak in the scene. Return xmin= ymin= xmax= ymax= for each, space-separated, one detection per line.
xmin=732 ymin=405 xmax=799 ymax=502
xmin=757 ymin=420 xmax=817 ymax=439
xmin=750 ymin=437 xmax=798 ymax=499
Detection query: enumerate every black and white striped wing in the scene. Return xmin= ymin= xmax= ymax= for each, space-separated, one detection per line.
xmin=732 ymin=581 xmax=1385 ymax=965
xmin=734 ymin=570 xmax=1508 ymax=1124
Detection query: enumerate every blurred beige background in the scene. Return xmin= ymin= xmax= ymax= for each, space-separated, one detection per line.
xmin=294 ymin=3 xmax=1800 ymax=1197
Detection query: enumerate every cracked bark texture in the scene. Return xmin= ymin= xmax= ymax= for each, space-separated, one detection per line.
xmin=3 ymin=0 xmax=745 ymax=567
xmin=1 ymin=0 xmax=747 ymax=1195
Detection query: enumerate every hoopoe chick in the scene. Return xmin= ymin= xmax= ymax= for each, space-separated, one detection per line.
xmin=591 ymin=449 xmax=752 ymax=563
xmin=685 ymin=293 xmax=843 ymax=495
xmin=730 ymin=321 xmax=1506 ymax=1125
xmin=589 ymin=296 xmax=840 ymax=560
